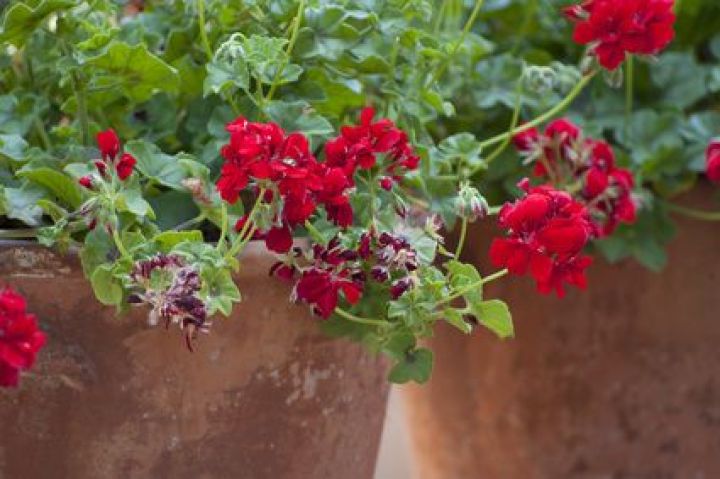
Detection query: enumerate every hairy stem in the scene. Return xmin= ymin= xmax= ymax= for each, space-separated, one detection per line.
xmin=334 ymin=307 xmax=388 ymax=327
xmin=265 ymin=0 xmax=306 ymax=103
xmin=427 ymin=0 xmax=485 ymax=87
xmin=478 ymin=72 xmax=596 ymax=150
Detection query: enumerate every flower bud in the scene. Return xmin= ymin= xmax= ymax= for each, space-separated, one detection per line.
xmin=455 ymin=184 xmax=489 ymax=222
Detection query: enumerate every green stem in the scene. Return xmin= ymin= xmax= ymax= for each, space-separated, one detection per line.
xmin=664 ymin=202 xmax=720 ymax=221
xmin=225 ymin=187 xmax=266 ymax=260
xmin=0 ymin=229 xmax=38 ymax=239
xmin=112 ymin=228 xmax=131 ymax=260
xmin=455 ymin=217 xmax=468 ymax=258
xmin=476 ymin=79 xmax=524 ymax=169
xmin=33 ymin=117 xmax=52 ymax=150
xmin=73 ymin=73 xmax=90 ymax=146
xmin=196 ymin=0 xmax=214 ymax=61
xmin=216 ymin=203 xmax=228 ymax=252
xmin=625 ymin=54 xmax=634 ymax=135
xmin=304 ymin=219 xmax=324 ymax=244
xmin=334 ymin=307 xmax=388 ymax=327
xmin=265 ymin=0 xmax=306 ymax=103
xmin=438 ymin=268 xmax=509 ymax=306
xmin=427 ymin=0 xmax=485 ymax=87
xmin=478 ymin=72 xmax=595 ymax=150
xmin=173 ymin=214 xmax=206 ymax=231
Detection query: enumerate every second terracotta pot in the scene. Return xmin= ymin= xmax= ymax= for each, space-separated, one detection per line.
xmin=0 ymin=242 xmax=389 ymax=479
xmin=404 ymin=185 xmax=720 ymax=478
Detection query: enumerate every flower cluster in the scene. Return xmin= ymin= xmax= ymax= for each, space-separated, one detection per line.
xmin=0 ymin=288 xmax=46 ymax=388
xmin=217 ymin=117 xmax=354 ymax=253
xmin=324 ymin=107 xmax=420 ymax=191
xmin=513 ymin=118 xmax=636 ymax=236
xmin=128 ymin=255 xmax=208 ymax=350
xmin=79 ymin=129 xmax=136 ymax=188
xmin=276 ymin=230 xmax=419 ymax=319
xmin=706 ymin=140 xmax=720 ymax=184
xmin=490 ymin=180 xmax=595 ymax=297
xmin=565 ymin=0 xmax=676 ymax=70
xmin=218 ymin=109 xmax=420 ymax=254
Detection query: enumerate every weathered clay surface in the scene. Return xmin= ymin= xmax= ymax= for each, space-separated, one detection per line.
xmin=404 ymin=184 xmax=720 ymax=479
xmin=0 ymin=243 xmax=389 ymax=479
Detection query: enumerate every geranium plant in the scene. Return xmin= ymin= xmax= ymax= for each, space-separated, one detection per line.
xmin=0 ymin=0 xmax=696 ymax=387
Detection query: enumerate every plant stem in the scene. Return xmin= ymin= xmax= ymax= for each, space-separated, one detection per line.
xmin=437 ymin=268 xmax=509 ymax=306
xmin=427 ymin=0 xmax=485 ymax=87
xmin=73 ymin=73 xmax=90 ymax=145
xmin=173 ymin=214 xmax=206 ymax=231
xmin=476 ymin=78 xmax=524 ymax=169
xmin=304 ymin=219 xmax=324 ymax=243
xmin=196 ymin=0 xmax=214 ymax=61
xmin=0 ymin=229 xmax=38 ymax=239
xmin=625 ymin=54 xmax=634 ymax=136
xmin=478 ymin=72 xmax=595 ymax=150
xmin=33 ymin=117 xmax=52 ymax=150
xmin=216 ymin=203 xmax=228 ymax=252
xmin=265 ymin=0 xmax=306 ymax=103
xmin=334 ymin=307 xmax=388 ymax=327
xmin=225 ymin=187 xmax=266 ymax=260
xmin=455 ymin=217 xmax=468 ymax=258
xmin=664 ymin=201 xmax=720 ymax=221
xmin=112 ymin=228 xmax=131 ymax=260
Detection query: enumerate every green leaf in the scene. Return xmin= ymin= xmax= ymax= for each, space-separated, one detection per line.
xmin=0 ymin=0 xmax=75 ymax=47
xmin=203 ymin=57 xmax=250 ymax=97
xmin=388 ymin=348 xmax=434 ymax=384
xmin=83 ymin=42 xmax=180 ymax=103
xmin=90 ymin=264 xmax=123 ymax=306
xmin=124 ymin=140 xmax=187 ymax=189
xmin=445 ymin=260 xmax=483 ymax=304
xmin=242 ymin=34 xmax=303 ymax=85
xmin=265 ymin=100 xmax=334 ymax=143
xmin=0 ymin=133 xmax=28 ymax=161
xmin=79 ymin=228 xmax=113 ymax=277
xmin=201 ymin=268 xmax=241 ymax=316
xmin=3 ymin=186 xmax=44 ymax=226
xmin=473 ymin=299 xmax=514 ymax=339
xmin=381 ymin=332 xmax=416 ymax=360
xmin=443 ymin=308 xmax=472 ymax=334
xmin=153 ymin=230 xmax=204 ymax=252
xmin=17 ymin=167 xmax=82 ymax=208
xmin=116 ymin=188 xmax=154 ymax=218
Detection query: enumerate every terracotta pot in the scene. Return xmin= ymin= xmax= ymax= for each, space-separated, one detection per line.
xmin=404 ymin=184 xmax=720 ymax=478
xmin=0 ymin=242 xmax=389 ymax=479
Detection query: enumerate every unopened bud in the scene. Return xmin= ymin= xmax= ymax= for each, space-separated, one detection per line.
xmin=455 ymin=184 xmax=489 ymax=222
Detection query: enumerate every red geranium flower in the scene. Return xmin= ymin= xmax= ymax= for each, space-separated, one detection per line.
xmin=490 ymin=183 xmax=595 ymax=297
xmin=566 ymin=0 xmax=676 ymax=71
xmin=116 ymin=153 xmax=137 ymax=181
xmin=706 ymin=140 xmax=720 ymax=184
xmin=96 ymin=129 xmax=120 ymax=161
xmin=293 ymin=269 xmax=362 ymax=318
xmin=512 ymin=120 xmax=637 ymax=236
xmin=324 ymin=107 xmax=420 ymax=190
xmin=93 ymin=129 xmax=136 ymax=181
xmin=0 ymin=288 xmax=46 ymax=388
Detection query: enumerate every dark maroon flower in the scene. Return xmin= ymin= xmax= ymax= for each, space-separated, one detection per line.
xmin=265 ymin=226 xmax=293 ymax=254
